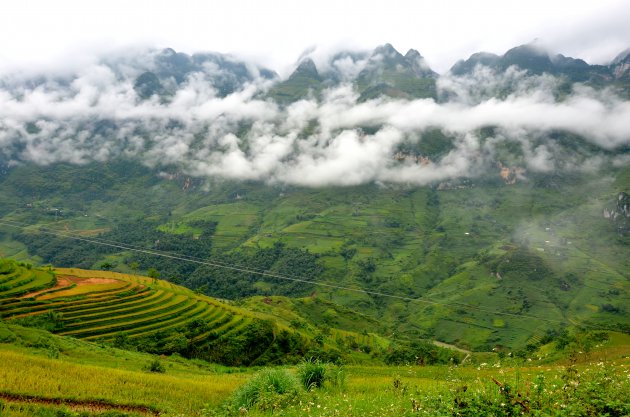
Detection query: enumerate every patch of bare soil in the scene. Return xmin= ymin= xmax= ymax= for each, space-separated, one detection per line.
xmin=21 ymin=276 xmax=73 ymax=298
xmin=68 ymin=276 xmax=120 ymax=286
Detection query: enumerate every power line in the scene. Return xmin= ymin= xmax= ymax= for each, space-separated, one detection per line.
xmin=0 ymin=219 xmax=571 ymax=325
xmin=0 ymin=218 xmax=281 ymax=277
xmin=3 ymin=217 xmax=322 ymax=284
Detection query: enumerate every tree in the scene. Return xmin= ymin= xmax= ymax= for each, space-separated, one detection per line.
xmin=340 ymin=246 xmax=357 ymax=261
xmin=113 ymin=332 xmax=130 ymax=349
xmin=129 ymin=261 xmax=140 ymax=275
xmin=99 ymin=262 xmax=114 ymax=271
xmin=164 ymin=332 xmax=189 ymax=354
xmin=147 ymin=267 xmax=160 ymax=284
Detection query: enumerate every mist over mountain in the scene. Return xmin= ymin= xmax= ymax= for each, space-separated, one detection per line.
xmin=0 ymin=43 xmax=629 ymax=187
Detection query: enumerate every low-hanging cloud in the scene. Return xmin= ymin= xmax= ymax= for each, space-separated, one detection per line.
xmin=0 ymin=54 xmax=629 ymax=187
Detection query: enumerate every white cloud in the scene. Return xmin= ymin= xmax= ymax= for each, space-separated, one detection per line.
xmin=1 ymin=49 xmax=630 ymax=186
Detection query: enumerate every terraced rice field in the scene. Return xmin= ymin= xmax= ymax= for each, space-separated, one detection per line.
xmin=0 ymin=262 xmax=56 ymax=298
xmin=0 ymin=261 xmax=261 ymax=345
xmin=1 ymin=260 xmax=389 ymax=364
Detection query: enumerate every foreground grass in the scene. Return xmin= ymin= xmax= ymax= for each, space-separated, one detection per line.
xmin=236 ymin=360 xmax=630 ymax=417
xmin=0 ymin=349 xmax=246 ymax=416
xmin=1 ymin=322 xmax=629 ymax=416
xmin=0 ymin=322 xmax=249 ymax=416
xmin=2 ymin=348 xmax=628 ymax=416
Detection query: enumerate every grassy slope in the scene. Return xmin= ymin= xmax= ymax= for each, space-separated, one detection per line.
xmin=0 ymin=320 xmax=248 ymax=416
xmin=1 ymin=319 xmax=629 ymax=416
xmin=189 ymin=177 xmax=630 ymax=350
xmin=1 ymin=163 xmax=630 ymax=350
xmin=0 ymin=262 xmax=387 ymax=363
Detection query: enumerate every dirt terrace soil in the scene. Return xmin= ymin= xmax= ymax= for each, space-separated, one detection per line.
xmin=71 ymin=277 xmax=120 ymax=285
xmin=21 ymin=276 xmax=73 ymax=298
xmin=0 ymin=392 xmax=160 ymax=416
xmin=20 ymin=275 xmax=120 ymax=299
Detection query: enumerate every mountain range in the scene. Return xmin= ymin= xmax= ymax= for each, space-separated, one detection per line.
xmin=138 ymin=43 xmax=630 ymax=103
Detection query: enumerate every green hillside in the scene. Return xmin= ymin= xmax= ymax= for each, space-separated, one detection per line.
xmin=0 ymin=260 xmax=389 ymax=365
xmin=0 ymin=320 xmax=250 ymax=416
xmin=1 ymin=162 xmax=630 ymax=351
xmin=0 ymin=41 xmax=630 ymax=416
xmin=1 ymin=42 xmax=630 ymax=352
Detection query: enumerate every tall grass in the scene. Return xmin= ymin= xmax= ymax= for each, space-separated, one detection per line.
xmin=296 ymin=358 xmax=326 ymax=390
xmin=229 ymin=368 xmax=301 ymax=412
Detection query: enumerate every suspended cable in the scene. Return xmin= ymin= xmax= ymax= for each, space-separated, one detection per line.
xmin=0 ymin=219 xmax=573 ymax=325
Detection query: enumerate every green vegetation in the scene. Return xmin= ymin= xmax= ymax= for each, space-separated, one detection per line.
xmin=0 ymin=323 xmax=248 ymax=416
xmin=384 ymin=341 xmax=463 ymax=366
xmin=2 ymin=268 xmax=630 ymax=416
xmin=0 ymin=259 xmax=55 ymax=298
xmin=0 ymin=320 xmax=629 ymax=416
xmin=2 ymin=160 xmax=630 ymax=351
xmin=228 ymin=368 xmax=302 ymax=412
xmin=297 ymin=358 xmax=327 ymax=390
xmin=0 ymin=263 xmax=393 ymax=365
xmin=1 ymin=43 xmax=630 ymax=416
xmin=239 ymin=360 xmax=630 ymax=417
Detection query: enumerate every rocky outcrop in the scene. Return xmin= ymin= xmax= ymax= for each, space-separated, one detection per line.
xmin=497 ymin=162 xmax=526 ymax=185
xmin=604 ymin=192 xmax=630 ymax=235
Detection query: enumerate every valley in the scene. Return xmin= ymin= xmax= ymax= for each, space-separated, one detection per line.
xmin=1 ymin=37 xmax=630 ymax=416
xmin=1 ymin=160 xmax=629 ymax=351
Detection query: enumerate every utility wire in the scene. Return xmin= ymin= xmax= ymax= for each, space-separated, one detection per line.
xmin=0 ymin=219 xmax=573 ymax=325
xmin=0 ymin=218 xmax=377 ymax=284
xmin=0 ymin=218 xmax=281 ymax=276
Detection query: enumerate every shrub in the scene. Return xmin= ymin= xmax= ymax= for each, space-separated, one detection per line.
xmin=0 ymin=323 xmax=16 ymax=343
xmin=297 ymin=358 xmax=326 ymax=390
xmin=13 ymin=310 xmax=65 ymax=332
xmin=384 ymin=341 xmax=460 ymax=365
xmin=46 ymin=345 xmax=60 ymax=359
xmin=230 ymin=368 xmax=301 ymax=411
xmin=146 ymin=358 xmax=165 ymax=373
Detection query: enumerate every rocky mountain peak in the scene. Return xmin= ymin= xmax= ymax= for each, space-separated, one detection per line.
xmin=373 ymin=43 xmax=402 ymax=59
xmin=611 ymin=48 xmax=630 ymax=79
xmin=290 ymin=58 xmax=321 ymax=80
xmin=612 ymin=48 xmax=630 ymax=65
xmin=500 ymin=44 xmax=554 ymax=73
xmin=404 ymin=49 xmax=436 ymax=77
xmin=449 ymin=52 xmax=500 ymax=75
xmin=404 ymin=49 xmax=422 ymax=60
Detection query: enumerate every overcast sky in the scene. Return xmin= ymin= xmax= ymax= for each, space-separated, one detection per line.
xmin=0 ymin=0 xmax=629 ymax=74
